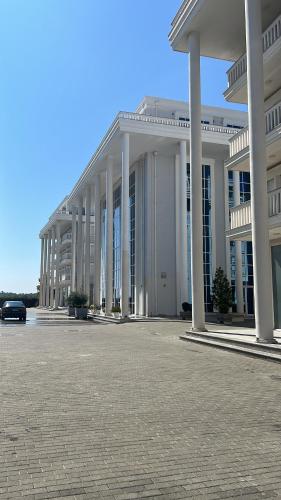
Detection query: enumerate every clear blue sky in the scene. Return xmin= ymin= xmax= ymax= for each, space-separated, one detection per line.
xmin=0 ymin=0 xmax=246 ymax=293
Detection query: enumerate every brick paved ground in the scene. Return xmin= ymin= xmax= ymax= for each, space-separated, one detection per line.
xmin=1 ymin=311 xmax=281 ymax=500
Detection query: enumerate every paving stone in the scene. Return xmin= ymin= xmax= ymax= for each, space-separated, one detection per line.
xmin=1 ymin=312 xmax=281 ymax=499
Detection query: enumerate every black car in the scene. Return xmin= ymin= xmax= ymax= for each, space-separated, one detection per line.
xmin=0 ymin=301 xmax=26 ymax=321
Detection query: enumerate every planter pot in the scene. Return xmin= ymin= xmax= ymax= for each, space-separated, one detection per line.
xmin=217 ymin=313 xmax=231 ymax=324
xmin=68 ymin=306 xmax=75 ymax=317
xmin=112 ymin=312 xmax=121 ymax=319
xmin=75 ymin=307 xmax=88 ymax=320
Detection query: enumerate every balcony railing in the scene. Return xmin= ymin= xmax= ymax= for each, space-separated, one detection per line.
xmin=269 ymin=187 xmax=281 ymax=217
xmin=227 ymin=14 xmax=281 ymax=88
xmin=61 ymin=233 xmax=72 ymax=243
xmin=229 ymin=99 xmax=281 ymax=158
xmin=60 ymin=253 xmax=72 ymax=263
xmin=230 ymin=187 xmax=281 ymax=231
xmin=118 ymin=111 xmax=235 ymax=135
xmin=230 ymin=201 xmax=252 ymax=230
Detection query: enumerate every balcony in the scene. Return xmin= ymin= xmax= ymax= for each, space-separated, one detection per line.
xmin=226 ymin=99 xmax=281 ymax=170
xmin=60 ymin=253 xmax=72 ymax=265
xmin=225 ymin=14 xmax=281 ymax=103
xmin=61 ymin=233 xmax=72 ymax=245
xmin=228 ymin=187 xmax=281 ymax=240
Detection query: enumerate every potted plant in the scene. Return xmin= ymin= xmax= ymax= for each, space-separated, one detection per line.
xmin=66 ymin=292 xmax=76 ymax=316
xmin=111 ymin=305 xmax=121 ymax=318
xmin=68 ymin=292 xmax=88 ymax=320
xmin=212 ymin=267 xmax=232 ymax=324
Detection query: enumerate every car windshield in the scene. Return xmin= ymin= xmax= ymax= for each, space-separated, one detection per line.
xmin=3 ymin=301 xmax=25 ymax=307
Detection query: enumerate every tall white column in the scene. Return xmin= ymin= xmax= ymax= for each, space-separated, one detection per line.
xmin=39 ymin=238 xmax=44 ymax=306
xmin=77 ymin=196 xmax=83 ymax=292
xmin=106 ymin=158 xmax=113 ymax=314
xmin=135 ymin=160 xmax=145 ymax=316
xmin=42 ymin=235 xmax=48 ymax=306
xmin=121 ymin=133 xmax=130 ymax=317
xmin=234 ymin=171 xmax=244 ymax=314
xmin=50 ymin=225 xmax=56 ymax=307
xmin=54 ymin=223 xmax=61 ymax=309
xmin=175 ymin=142 xmax=189 ymax=315
xmin=94 ymin=176 xmax=101 ymax=306
xmin=85 ymin=185 xmax=91 ymax=302
xmin=245 ymin=0 xmax=274 ymax=342
xmin=46 ymin=230 xmax=51 ymax=307
xmin=188 ymin=31 xmax=206 ymax=331
xmin=71 ymin=205 xmax=77 ymax=292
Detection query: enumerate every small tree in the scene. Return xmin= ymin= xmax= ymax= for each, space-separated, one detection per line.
xmin=212 ymin=267 xmax=232 ymax=314
xmin=67 ymin=291 xmax=88 ymax=308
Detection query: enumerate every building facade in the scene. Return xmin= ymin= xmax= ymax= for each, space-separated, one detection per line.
xmin=169 ymin=0 xmax=281 ymax=340
xmin=39 ymin=97 xmax=247 ymax=316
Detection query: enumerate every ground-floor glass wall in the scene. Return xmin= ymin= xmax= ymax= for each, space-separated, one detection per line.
xmin=186 ymin=164 xmax=213 ymax=311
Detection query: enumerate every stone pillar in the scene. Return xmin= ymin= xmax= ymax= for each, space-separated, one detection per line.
xmin=77 ymin=196 xmax=83 ymax=292
xmin=106 ymin=158 xmax=114 ymax=314
xmin=175 ymin=143 xmax=189 ymax=315
xmin=54 ymin=223 xmax=61 ymax=309
xmin=71 ymin=205 xmax=77 ymax=292
xmin=245 ymin=0 xmax=274 ymax=342
xmin=85 ymin=185 xmax=91 ymax=303
xmin=50 ymin=225 xmax=56 ymax=308
xmin=42 ymin=235 xmax=48 ymax=306
xmin=234 ymin=171 xmax=244 ymax=314
xmin=188 ymin=31 xmax=206 ymax=331
xmin=121 ymin=133 xmax=130 ymax=317
xmin=39 ymin=238 xmax=44 ymax=306
xmin=46 ymin=230 xmax=51 ymax=307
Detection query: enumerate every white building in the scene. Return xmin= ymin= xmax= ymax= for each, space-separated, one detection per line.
xmin=169 ymin=0 xmax=281 ymax=340
xmin=39 ymin=96 xmax=246 ymax=317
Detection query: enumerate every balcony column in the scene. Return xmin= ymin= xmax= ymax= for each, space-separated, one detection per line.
xmin=105 ymin=158 xmax=114 ymax=315
xmin=175 ymin=142 xmax=189 ymax=314
xmin=94 ymin=175 xmax=101 ymax=306
xmin=46 ymin=230 xmax=51 ymax=307
xmin=77 ymin=196 xmax=83 ymax=292
xmin=39 ymin=238 xmax=44 ymax=306
xmin=54 ymin=223 xmax=61 ymax=309
xmin=245 ymin=0 xmax=274 ymax=342
xmin=85 ymin=185 xmax=91 ymax=303
xmin=42 ymin=235 xmax=48 ymax=306
xmin=234 ymin=171 xmax=244 ymax=314
xmin=121 ymin=133 xmax=130 ymax=317
xmin=50 ymin=225 xmax=56 ymax=307
xmin=187 ymin=31 xmax=206 ymax=331
xmin=71 ymin=205 xmax=77 ymax=292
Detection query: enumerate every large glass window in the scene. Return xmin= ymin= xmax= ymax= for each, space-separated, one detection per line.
xmin=113 ymin=186 xmax=121 ymax=307
xmin=129 ymin=172 xmax=136 ymax=314
xmin=186 ymin=164 xmax=213 ymax=312
xmin=100 ymin=200 xmax=106 ymax=308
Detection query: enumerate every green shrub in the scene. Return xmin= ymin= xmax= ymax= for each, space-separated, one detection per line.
xmin=67 ymin=292 xmax=88 ymax=308
xmin=212 ymin=267 xmax=232 ymax=314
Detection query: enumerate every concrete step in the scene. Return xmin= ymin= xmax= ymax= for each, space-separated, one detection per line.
xmin=180 ymin=332 xmax=281 ymax=363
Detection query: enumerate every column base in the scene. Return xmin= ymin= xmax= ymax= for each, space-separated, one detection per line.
xmin=190 ymin=326 xmax=208 ymax=333
xmin=256 ymin=337 xmax=278 ymax=345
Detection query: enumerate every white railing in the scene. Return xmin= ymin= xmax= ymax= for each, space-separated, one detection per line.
xmin=118 ymin=111 xmax=235 ymax=135
xmin=230 ymin=188 xmax=281 ymax=231
xmin=230 ymin=201 xmax=252 ymax=230
xmin=229 ymin=127 xmax=249 ymax=157
xmin=60 ymin=253 xmax=72 ymax=262
xmin=269 ymin=187 xmax=281 ymax=217
xmin=265 ymin=101 xmax=281 ymax=133
xmin=229 ymin=99 xmax=281 ymax=158
xmin=227 ymin=13 xmax=281 ymax=88
xmin=61 ymin=233 xmax=72 ymax=243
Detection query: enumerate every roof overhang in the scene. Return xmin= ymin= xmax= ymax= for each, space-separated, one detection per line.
xmin=169 ymin=0 xmax=280 ymax=61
